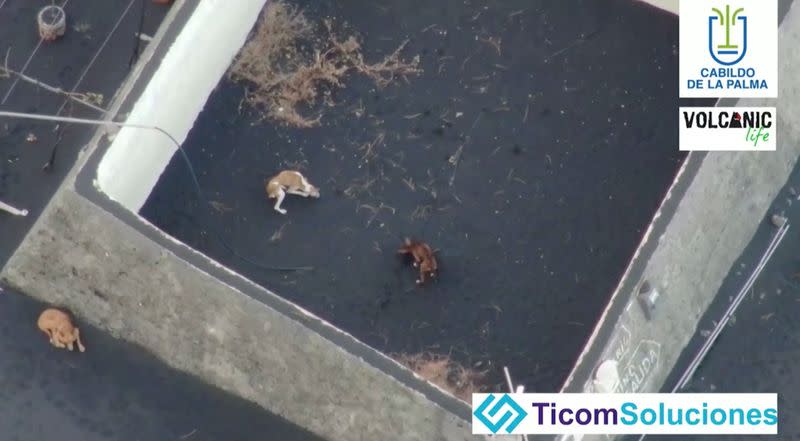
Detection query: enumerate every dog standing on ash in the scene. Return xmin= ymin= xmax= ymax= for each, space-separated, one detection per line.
xmin=398 ymin=238 xmax=438 ymax=285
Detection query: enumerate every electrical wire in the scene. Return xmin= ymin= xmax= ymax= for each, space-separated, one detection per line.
xmin=0 ymin=110 xmax=314 ymax=272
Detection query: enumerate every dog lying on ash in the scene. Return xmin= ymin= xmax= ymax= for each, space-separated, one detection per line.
xmin=398 ymin=238 xmax=438 ymax=285
xmin=37 ymin=308 xmax=86 ymax=353
xmin=265 ymin=170 xmax=320 ymax=215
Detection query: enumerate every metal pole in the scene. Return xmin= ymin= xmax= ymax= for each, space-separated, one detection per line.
xmin=503 ymin=366 xmax=529 ymax=441
xmin=0 ymin=200 xmax=28 ymax=216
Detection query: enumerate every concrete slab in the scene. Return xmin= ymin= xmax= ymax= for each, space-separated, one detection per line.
xmin=0 ymin=288 xmax=324 ymax=441
xmin=558 ymin=2 xmax=799 ymax=440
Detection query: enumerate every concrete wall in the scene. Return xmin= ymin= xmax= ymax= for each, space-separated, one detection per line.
xmin=2 ymin=189 xmax=481 ymax=441
xmin=557 ymin=1 xmax=800 ymax=440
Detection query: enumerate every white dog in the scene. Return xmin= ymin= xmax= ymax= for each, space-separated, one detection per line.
xmin=265 ymin=170 xmax=320 ymax=215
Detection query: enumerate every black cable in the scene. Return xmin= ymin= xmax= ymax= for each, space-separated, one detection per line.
xmin=0 ymin=110 xmax=313 ymax=272
xmin=42 ymin=125 xmax=63 ymax=172
xmin=128 ymin=0 xmax=146 ymax=70
xmin=43 ymin=98 xmax=72 ymax=172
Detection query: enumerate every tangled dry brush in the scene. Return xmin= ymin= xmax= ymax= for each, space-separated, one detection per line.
xmin=230 ymin=1 xmax=421 ymax=128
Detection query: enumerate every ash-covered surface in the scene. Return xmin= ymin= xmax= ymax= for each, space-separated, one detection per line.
xmin=0 ymin=0 xmax=167 ymax=265
xmin=142 ymin=0 xmax=711 ymax=392
xmin=0 ymin=287 xmax=326 ymax=441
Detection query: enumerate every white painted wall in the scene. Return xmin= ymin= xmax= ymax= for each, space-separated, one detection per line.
xmin=97 ymin=0 xmax=268 ymax=212
xmin=635 ymin=0 xmax=678 ymax=15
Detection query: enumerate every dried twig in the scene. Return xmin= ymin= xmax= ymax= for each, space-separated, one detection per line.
xmin=545 ymin=29 xmax=602 ymax=62
xmin=411 ymin=204 xmax=433 ymax=221
xmin=270 ymin=222 xmax=290 ymax=242
xmin=357 ymin=202 xmax=396 ymax=227
xmin=0 ymin=62 xmax=106 ymax=113
xmin=402 ymin=177 xmax=416 ymax=191
xmin=479 ymin=36 xmax=502 ymax=56
xmin=229 ymin=1 xmax=421 ymax=128
xmin=209 ymin=201 xmax=233 ymax=213
xmin=179 ymin=429 xmax=198 ymax=440
xmin=508 ymin=9 xmax=525 ymax=19
xmin=343 ymin=176 xmax=377 ymax=199
xmin=358 ymin=132 xmax=385 ymax=163
xmin=449 ymin=113 xmax=482 ymax=188
xmin=394 ymin=352 xmax=487 ymax=402
xmin=348 ymin=39 xmax=421 ymax=88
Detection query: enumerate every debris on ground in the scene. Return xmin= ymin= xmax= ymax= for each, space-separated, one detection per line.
xmin=0 ymin=200 xmax=29 ymax=217
xmin=37 ymin=5 xmax=67 ymax=42
xmin=229 ymin=0 xmax=421 ymax=128
xmin=209 ymin=200 xmax=233 ymax=213
xmin=771 ymin=213 xmax=788 ymax=228
xmin=395 ymin=352 xmax=486 ymax=402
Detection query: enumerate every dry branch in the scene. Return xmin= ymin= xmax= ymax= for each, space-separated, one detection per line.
xmin=395 ymin=352 xmax=487 ymax=402
xmin=229 ymin=0 xmax=421 ymax=128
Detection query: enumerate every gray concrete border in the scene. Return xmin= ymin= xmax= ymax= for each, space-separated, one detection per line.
xmin=557 ymin=1 xmax=799 ymax=440
xmin=0 ymin=1 xmax=488 ymax=441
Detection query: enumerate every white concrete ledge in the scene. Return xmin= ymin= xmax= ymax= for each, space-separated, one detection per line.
xmin=97 ymin=0 xmax=267 ymax=212
xmin=634 ymin=0 xmax=678 ymax=15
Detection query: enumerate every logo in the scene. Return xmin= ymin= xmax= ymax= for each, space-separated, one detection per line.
xmin=472 ymin=393 xmax=778 ymax=435
xmin=473 ymin=393 xmax=528 ymax=434
xmin=679 ymin=106 xmax=776 ymax=151
xmin=709 ymin=5 xmax=747 ymax=65
xmin=679 ymin=0 xmax=777 ymax=98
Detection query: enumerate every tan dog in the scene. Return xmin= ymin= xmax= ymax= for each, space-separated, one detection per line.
xmin=265 ymin=170 xmax=320 ymax=215
xmin=37 ymin=308 xmax=86 ymax=352
xmin=398 ymin=238 xmax=438 ymax=285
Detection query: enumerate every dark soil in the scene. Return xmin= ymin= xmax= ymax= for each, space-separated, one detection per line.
xmin=141 ymin=0 xmax=712 ymax=392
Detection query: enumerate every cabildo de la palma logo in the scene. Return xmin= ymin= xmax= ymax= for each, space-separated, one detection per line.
xmin=678 ymin=107 xmax=776 ymax=151
xmin=679 ymin=0 xmax=778 ymax=98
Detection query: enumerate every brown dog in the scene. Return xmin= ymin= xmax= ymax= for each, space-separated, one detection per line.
xmin=398 ymin=238 xmax=438 ymax=285
xmin=37 ymin=308 xmax=86 ymax=353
